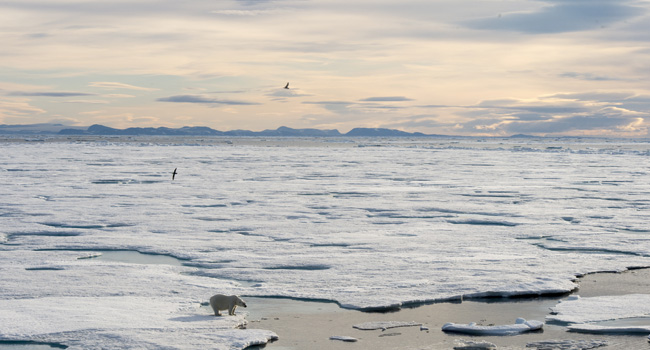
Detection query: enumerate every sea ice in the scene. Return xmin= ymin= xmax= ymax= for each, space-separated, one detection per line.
xmin=547 ymin=294 xmax=650 ymax=324
xmin=525 ymin=339 xmax=608 ymax=350
xmin=442 ymin=318 xmax=543 ymax=335
xmin=2 ymin=139 xmax=650 ymax=348
xmin=566 ymin=324 xmax=650 ymax=334
xmin=0 ymin=250 xmax=275 ymax=349
xmin=329 ymin=335 xmax=358 ymax=342
xmin=453 ymin=339 xmax=496 ymax=350
xmin=0 ymin=295 xmax=278 ymax=349
xmin=352 ymin=321 xmax=422 ymax=331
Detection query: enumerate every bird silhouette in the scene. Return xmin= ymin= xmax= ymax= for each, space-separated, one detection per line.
xmin=172 ymin=168 xmax=177 ymax=180
xmin=284 ymin=82 xmax=289 ymax=89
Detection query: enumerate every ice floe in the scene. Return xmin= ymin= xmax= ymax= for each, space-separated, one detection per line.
xmin=353 ymin=321 xmax=422 ymax=331
xmin=525 ymin=339 xmax=608 ymax=349
xmin=442 ymin=318 xmax=543 ymax=335
xmin=567 ymin=324 xmax=650 ymax=334
xmin=329 ymin=335 xmax=358 ymax=342
xmin=453 ymin=339 xmax=496 ymax=349
xmin=548 ymin=294 xmax=650 ymax=324
xmin=0 ymin=250 xmax=273 ymax=349
xmin=0 ymin=295 xmax=278 ymax=349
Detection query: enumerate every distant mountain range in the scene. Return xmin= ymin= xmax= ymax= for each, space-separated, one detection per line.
xmin=0 ymin=123 xmax=542 ymax=138
xmin=0 ymin=123 xmax=448 ymax=137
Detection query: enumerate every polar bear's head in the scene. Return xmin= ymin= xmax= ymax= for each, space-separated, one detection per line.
xmin=234 ymin=296 xmax=247 ymax=308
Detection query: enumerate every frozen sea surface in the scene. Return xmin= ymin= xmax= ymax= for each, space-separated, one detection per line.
xmin=1 ymin=136 xmax=650 ymax=348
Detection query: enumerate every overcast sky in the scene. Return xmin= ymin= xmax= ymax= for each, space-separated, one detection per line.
xmin=1 ymin=0 xmax=650 ymax=136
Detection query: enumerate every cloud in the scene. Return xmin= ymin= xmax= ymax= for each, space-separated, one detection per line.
xmin=0 ymin=98 xmax=46 ymax=123
xmin=1 ymin=0 xmax=649 ymax=136
xmin=157 ymin=95 xmax=259 ymax=105
xmin=502 ymin=113 xmax=644 ymax=135
xmin=384 ymin=115 xmax=447 ymax=130
xmin=63 ymin=100 xmax=109 ymax=104
xmin=423 ymin=99 xmax=589 ymax=115
xmin=302 ymin=100 xmax=404 ymax=114
xmin=48 ymin=117 xmax=82 ymax=125
xmin=211 ymin=8 xmax=288 ymax=16
xmin=466 ymin=0 xmax=644 ymax=33
xmin=303 ymin=101 xmax=353 ymax=105
xmin=542 ymin=91 xmax=650 ymax=114
xmin=89 ymin=82 xmax=159 ymax=91
xmin=359 ymin=96 xmax=413 ymax=102
xmin=7 ymin=91 xmax=95 ymax=97
xmin=267 ymin=88 xmax=311 ymax=98
xmin=418 ymin=91 xmax=650 ymax=136
xmin=559 ymin=72 xmax=617 ymax=81
xmin=103 ymin=94 xmax=136 ymax=98
xmin=543 ymin=91 xmax=635 ymax=102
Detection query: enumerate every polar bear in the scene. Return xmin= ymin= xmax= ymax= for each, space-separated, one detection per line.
xmin=209 ymin=294 xmax=247 ymax=316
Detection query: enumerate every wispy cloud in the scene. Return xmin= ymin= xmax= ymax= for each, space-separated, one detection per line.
xmin=157 ymin=95 xmax=259 ymax=105
xmin=211 ymin=8 xmax=288 ymax=16
xmin=0 ymin=98 xmax=46 ymax=123
xmin=466 ymin=0 xmax=644 ymax=33
xmin=7 ymin=91 xmax=95 ymax=97
xmin=359 ymin=96 xmax=413 ymax=102
xmin=267 ymin=88 xmax=311 ymax=98
xmin=559 ymin=72 xmax=617 ymax=81
xmin=89 ymin=82 xmax=159 ymax=91
xmin=63 ymin=100 xmax=109 ymax=104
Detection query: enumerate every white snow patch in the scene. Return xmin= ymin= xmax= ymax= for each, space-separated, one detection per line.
xmin=442 ymin=318 xmax=543 ymax=335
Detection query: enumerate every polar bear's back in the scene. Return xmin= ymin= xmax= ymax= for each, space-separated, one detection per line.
xmin=209 ymin=294 xmax=230 ymax=309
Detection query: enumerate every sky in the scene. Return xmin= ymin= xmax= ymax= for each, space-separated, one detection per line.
xmin=1 ymin=0 xmax=650 ymax=137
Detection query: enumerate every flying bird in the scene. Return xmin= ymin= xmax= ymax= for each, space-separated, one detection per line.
xmin=172 ymin=168 xmax=177 ymax=180
xmin=284 ymin=82 xmax=290 ymax=89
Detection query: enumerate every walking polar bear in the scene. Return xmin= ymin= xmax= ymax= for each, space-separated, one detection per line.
xmin=209 ymin=294 xmax=247 ymax=316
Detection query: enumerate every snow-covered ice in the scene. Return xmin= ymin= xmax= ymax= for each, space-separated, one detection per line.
xmin=548 ymin=295 xmax=650 ymax=324
xmin=548 ymin=294 xmax=650 ymax=336
xmin=453 ymin=339 xmax=496 ymax=350
xmin=2 ymin=137 xmax=650 ymax=348
xmin=567 ymin=324 xmax=650 ymax=334
xmin=442 ymin=317 xmax=543 ymax=335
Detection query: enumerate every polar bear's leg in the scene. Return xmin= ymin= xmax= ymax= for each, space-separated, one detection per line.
xmin=209 ymin=295 xmax=224 ymax=316
xmin=229 ymin=304 xmax=237 ymax=315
